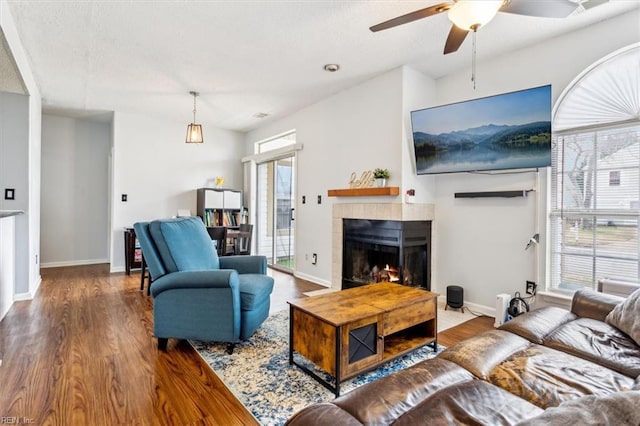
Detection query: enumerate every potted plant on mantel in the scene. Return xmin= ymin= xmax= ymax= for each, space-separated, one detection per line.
xmin=373 ymin=168 xmax=390 ymax=187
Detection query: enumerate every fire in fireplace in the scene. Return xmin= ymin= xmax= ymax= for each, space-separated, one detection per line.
xmin=342 ymin=219 xmax=431 ymax=290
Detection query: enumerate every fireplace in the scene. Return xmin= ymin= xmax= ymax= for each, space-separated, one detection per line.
xmin=342 ymin=219 xmax=431 ymax=290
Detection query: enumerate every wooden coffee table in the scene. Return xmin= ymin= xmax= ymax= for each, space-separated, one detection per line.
xmin=288 ymin=282 xmax=438 ymax=396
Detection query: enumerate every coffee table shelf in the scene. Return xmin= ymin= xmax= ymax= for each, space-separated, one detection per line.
xmin=288 ymin=282 xmax=438 ymax=396
xmin=384 ymin=325 xmax=435 ymax=359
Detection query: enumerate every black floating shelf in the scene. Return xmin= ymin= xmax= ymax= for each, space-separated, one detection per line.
xmin=454 ymin=190 xmax=533 ymax=199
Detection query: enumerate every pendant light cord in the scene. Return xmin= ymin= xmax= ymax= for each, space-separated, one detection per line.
xmin=192 ymin=92 xmax=198 ymax=123
xmin=471 ymin=25 xmax=478 ymax=90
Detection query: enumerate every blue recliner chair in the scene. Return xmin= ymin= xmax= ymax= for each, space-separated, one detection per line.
xmin=133 ymin=216 xmax=274 ymax=353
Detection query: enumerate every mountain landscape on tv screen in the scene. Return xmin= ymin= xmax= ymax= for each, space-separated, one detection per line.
xmin=413 ymin=121 xmax=551 ymax=174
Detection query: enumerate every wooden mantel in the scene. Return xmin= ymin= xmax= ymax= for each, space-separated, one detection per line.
xmin=328 ymin=187 xmax=400 ymax=197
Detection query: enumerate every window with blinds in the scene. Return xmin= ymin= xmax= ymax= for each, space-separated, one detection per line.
xmin=550 ymin=124 xmax=640 ymax=292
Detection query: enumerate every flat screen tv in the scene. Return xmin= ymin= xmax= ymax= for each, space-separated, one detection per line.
xmin=411 ymin=85 xmax=552 ymax=175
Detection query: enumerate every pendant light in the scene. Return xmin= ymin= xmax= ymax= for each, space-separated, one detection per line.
xmin=185 ymin=91 xmax=204 ymax=144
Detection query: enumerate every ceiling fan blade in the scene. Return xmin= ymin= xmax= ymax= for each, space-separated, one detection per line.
xmin=370 ymin=2 xmax=453 ymax=32
xmin=443 ymin=25 xmax=469 ymax=55
xmin=500 ymin=0 xmax=579 ymax=18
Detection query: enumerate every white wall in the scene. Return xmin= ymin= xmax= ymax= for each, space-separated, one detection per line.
xmin=431 ymin=9 xmax=640 ymax=309
xmin=0 ymin=92 xmax=29 ymax=299
xmin=41 ymin=114 xmax=111 ymax=267
xmin=246 ymin=68 xmax=407 ymax=285
xmin=110 ymin=111 xmax=244 ymax=272
xmin=0 ymin=0 xmax=42 ymax=299
xmin=401 ymin=66 xmax=437 ymax=204
xmin=0 ymin=93 xmax=29 ymax=213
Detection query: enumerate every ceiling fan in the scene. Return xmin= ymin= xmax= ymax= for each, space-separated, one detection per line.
xmin=370 ymin=0 xmax=580 ymax=55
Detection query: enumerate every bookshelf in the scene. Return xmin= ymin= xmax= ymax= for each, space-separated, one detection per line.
xmin=124 ymin=227 xmax=142 ymax=274
xmin=196 ymin=188 xmax=246 ymax=229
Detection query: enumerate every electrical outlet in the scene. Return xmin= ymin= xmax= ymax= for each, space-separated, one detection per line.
xmin=121 ymin=194 xmax=128 ymax=202
xmin=302 ymin=195 xmax=306 ymax=204
xmin=526 ymin=281 xmax=537 ymax=295
xmin=317 ymin=195 xmax=322 ymax=204
xmin=312 ymin=253 xmax=317 ymax=265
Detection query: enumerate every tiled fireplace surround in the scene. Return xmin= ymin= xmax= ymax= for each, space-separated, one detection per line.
xmin=331 ymin=203 xmax=435 ymax=289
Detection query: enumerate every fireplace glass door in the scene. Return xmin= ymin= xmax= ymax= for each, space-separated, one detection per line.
xmin=342 ymin=219 xmax=431 ymax=290
xmin=343 ymin=241 xmax=400 ymax=289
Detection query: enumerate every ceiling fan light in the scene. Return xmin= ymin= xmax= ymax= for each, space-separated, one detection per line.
xmin=448 ymin=0 xmax=504 ymax=31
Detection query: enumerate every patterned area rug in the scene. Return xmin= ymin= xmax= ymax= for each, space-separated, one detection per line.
xmin=191 ymin=310 xmax=443 ymax=425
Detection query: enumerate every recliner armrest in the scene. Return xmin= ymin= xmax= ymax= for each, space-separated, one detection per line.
xmin=571 ymin=288 xmax=624 ymax=322
xmin=219 ymin=255 xmax=267 ymax=274
xmin=150 ymin=269 xmax=239 ymax=297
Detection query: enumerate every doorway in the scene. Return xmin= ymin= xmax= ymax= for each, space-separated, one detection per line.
xmin=256 ymin=155 xmax=296 ymax=272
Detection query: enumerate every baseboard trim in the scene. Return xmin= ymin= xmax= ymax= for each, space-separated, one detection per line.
xmin=41 ymin=259 xmax=109 ymax=268
xmin=110 ymin=266 xmax=126 ymax=273
xmin=14 ymin=291 xmax=34 ymax=301
xmin=292 ymin=271 xmax=331 ymax=288
xmin=437 ymin=295 xmax=494 ymax=317
xmin=463 ymin=301 xmax=495 ymax=317
xmin=12 ymin=275 xmax=41 ymax=303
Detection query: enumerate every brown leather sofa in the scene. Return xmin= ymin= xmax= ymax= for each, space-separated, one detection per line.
xmin=286 ymin=289 xmax=640 ymax=425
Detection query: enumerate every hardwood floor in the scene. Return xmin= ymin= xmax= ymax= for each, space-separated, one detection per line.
xmin=0 ymin=264 xmax=493 ymax=425
xmin=438 ymin=315 xmax=495 ymax=348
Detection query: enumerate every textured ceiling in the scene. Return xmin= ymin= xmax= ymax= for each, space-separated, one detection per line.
xmin=5 ymin=0 xmax=640 ymax=132
xmin=0 ymin=30 xmax=26 ymax=95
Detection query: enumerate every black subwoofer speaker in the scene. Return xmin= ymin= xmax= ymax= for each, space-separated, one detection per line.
xmin=446 ymin=285 xmax=464 ymax=310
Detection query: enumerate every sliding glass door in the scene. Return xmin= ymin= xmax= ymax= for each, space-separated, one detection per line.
xmin=256 ymin=155 xmax=295 ymax=271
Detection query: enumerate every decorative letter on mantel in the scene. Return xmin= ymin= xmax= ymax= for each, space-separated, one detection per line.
xmin=348 ymin=171 xmax=375 ymax=188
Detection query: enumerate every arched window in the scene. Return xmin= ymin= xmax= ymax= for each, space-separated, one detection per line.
xmin=550 ymin=44 xmax=640 ymax=293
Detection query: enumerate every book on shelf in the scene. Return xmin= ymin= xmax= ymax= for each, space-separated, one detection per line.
xmin=203 ymin=208 xmax=243 ymax=228
xmin=204 ymin=209 xmax=219 ymax=227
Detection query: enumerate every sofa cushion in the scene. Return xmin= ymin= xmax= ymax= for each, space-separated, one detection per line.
xmin=499 ymin=307 xmax=577 ymax=344
xmin=330 ymin=358 xmax=473 ymax=425
xmin=489 ymin=344 xmax=634 ymax=409
xmin=606 ymin=288 xmax=640 ymax=346
xmin=149 ymin=217 xmax=220 ymax=273
xmin=515 ymin=390 xmax=640 ymax=426
xmin=392 ymin=379 xmax=543 ymax=426
xmin=439 ymin=330 xmax=531 ymax=380
xmin=238 ymin=274 xmax=274 ymax=310
xmin=544 ymin=317 xmax=640 ymax=378
xmin=285 ymin=403 xmax=361 ymax=426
